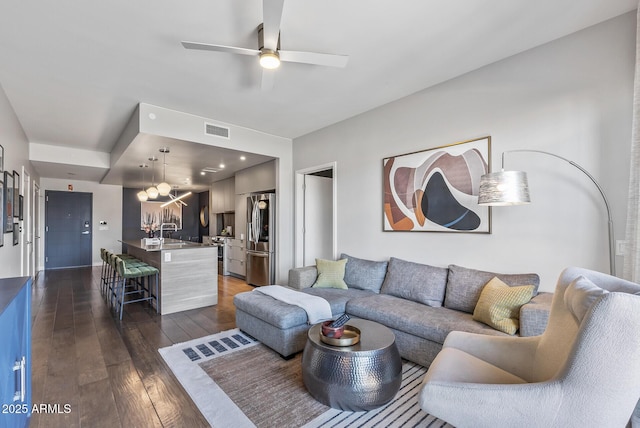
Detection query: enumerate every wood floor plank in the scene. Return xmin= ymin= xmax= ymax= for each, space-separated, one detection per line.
xmin=107 ymin=359 xmax=162 ymax=428
xmin=135 ymin=319 xmax=174 ymax=349
xmin=31 ymin=266 xmax=253 ymax=427
xmin=39 ymin=327 xmax=79 ymax=428
xmin=166 ymin=312 xmax=210 ymax=339
xmin=74 ymin=309 xmax=109 ymax=386
xmin=78 ymin=378 xmax=122 ymax=428
xmin=153 ymin=315 xmax=192 ymax=344
xmin=120 ymin=326 xmax=209 ymax=427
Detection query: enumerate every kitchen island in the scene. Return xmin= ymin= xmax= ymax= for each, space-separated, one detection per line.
xmin=121 ymin=238 xmax=218 ymax=315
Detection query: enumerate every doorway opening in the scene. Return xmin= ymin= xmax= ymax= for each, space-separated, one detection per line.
xmin=295 ymin=162 xmax=337 ymax=267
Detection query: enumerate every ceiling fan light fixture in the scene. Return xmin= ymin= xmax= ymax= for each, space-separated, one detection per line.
xmin=259 ymin=50 xmax=280 ymax=69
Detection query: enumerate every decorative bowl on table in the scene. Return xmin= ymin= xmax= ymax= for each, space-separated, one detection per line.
xmin=321 ymin=320 xmax=344 ymax=338
xmin=320 ymin=324 xmax=361 ymax=347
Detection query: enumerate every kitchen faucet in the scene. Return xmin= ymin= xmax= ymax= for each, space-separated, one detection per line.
xmin=160 ymin=223 xmax=178 ymax=242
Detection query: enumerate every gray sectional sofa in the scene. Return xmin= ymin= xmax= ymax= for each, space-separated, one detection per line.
xmin=233 ymin=254 xmax=553 ymax=367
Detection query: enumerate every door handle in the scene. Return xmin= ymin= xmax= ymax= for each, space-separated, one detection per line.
xmin=81 ymin=231 xmax=90 ymax=235
xmin=13 ymin=356 xmax=26 ymax=402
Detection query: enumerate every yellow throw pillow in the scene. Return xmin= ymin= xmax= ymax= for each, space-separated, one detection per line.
xmin=312 ymin=258 xmax=348 ymax=289
xmin=472 ymin=276 xmax=535 ymax=335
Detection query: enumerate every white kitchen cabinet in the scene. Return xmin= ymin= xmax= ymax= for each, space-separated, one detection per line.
xmin=226 ymin=238 xmax=246 ymax=277
xmin=211 ymin=177 xmax=235 ymax=213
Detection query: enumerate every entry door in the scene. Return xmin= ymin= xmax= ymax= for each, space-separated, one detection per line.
xmin=45 ymin=191 xmax=92 ymax=269
xmin=303 ymin=174 xmax=333 ymax=265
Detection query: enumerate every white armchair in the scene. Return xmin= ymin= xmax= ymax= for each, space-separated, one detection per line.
xmin=418 ymin=266 xmax=640 ymax=428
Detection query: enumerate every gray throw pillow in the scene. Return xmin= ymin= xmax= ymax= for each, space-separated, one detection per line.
xmin=444 ymin=264 xmax=540 ymax=314
xmin=379 ymin=257 xmax=448 ymax=307
xmin=340 ymin=253 xmax=388 ymax=293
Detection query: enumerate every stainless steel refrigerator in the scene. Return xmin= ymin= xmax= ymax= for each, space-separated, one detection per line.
xmin=246 ymin=193 xmax=275 ymax=286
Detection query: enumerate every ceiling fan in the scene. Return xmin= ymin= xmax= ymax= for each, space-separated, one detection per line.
xmin=181 ymin=0 xmax=349 ymax=89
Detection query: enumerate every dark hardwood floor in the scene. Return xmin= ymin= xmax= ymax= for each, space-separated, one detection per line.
xmin=29 ymin=266 xmax=253 ymax=428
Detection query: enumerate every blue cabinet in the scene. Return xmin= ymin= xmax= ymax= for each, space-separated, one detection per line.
xmin=0 ymin=277 xmax=31 ymax=428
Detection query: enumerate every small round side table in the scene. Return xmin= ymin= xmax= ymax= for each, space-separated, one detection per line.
xmin=302 ymin=318 xmax=402 ymax=411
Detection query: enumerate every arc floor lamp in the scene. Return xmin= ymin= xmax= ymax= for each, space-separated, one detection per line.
xmin=478 ymin=149 xmax=615 ymax=275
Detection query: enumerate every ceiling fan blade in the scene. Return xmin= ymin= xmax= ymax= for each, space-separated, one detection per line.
xmin=261 ymin=69 xmax=276 ymax=91
xmin=262 ymin=0 xmax=285 ymax=51
xmin=181 ymin=41 xmax=259 ymax=57
xmin=278 ymin=50 xmax=349 ymax=68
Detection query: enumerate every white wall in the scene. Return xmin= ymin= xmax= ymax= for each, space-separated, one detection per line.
xmin=0 ymin=83 xmax=39 ymax=279
xmin=38 ymin=178 xmax=123 ymax=268
xmin=293 ymin=13 xmax=635 ymax=291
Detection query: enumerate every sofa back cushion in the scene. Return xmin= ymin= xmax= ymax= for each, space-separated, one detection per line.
xmin=380 ymin=257 xmax=448 ymax=307
xmin=445 ymin=264 xmax=540 ymax=314
xmin=340 ymin=253 xmax=388 ymax=293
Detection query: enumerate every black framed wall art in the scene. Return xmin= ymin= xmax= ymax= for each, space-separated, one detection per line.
xmin=13 ymin=170 xmax=19 ymax=218
xmin=3 ymin=170 xmax=13 ymax=233
xmin=0 ymin=179 xmax=4 ymax=246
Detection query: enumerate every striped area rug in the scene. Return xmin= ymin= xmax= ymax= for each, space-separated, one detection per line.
xmin=159 ymin=329 xmax=452 ymax=428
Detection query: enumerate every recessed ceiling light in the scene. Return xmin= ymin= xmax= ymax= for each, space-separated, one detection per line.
xmin=240 ymin=156 xmax=246 ymax=161
xmin=219 ymin=163 xmax=225 ymax=169
xmin=149 ymin=113 xmax=156 ymax=120
xmin=200 ymin=171 xmax=206 ymax=176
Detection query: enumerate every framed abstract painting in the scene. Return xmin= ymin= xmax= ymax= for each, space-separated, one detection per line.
xmin=383 ymin=136 xmax=491 ymax=233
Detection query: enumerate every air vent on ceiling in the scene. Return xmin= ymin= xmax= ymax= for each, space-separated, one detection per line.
xmin=201 ymin=167 xmax=221 ymax=173
xmin=205 ymin=122 xmax=230 ymax=139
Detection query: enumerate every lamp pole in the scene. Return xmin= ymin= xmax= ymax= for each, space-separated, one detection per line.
xmin=501 ymin=150 xmax=615 ymax=276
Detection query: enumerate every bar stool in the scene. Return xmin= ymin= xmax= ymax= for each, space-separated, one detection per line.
xmin=100 ymin=249 xmax=143 ymax=296
xmin=112 ymin=256 xmax=159 ymax=320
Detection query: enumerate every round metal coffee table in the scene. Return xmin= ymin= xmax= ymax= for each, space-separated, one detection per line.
xmin=302 ymin=318 xmax=402 ymax=411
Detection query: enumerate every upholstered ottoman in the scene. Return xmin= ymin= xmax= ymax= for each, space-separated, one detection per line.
xmin=234 ymin=286 xmax=375 ymax=358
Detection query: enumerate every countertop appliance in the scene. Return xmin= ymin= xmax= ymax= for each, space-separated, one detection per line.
xmin=246 ymin=193 xmax=275 ymax=286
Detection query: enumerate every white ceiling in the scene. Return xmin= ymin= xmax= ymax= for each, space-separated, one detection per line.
xmin=0 ymin=0 xmax=636 ymax=187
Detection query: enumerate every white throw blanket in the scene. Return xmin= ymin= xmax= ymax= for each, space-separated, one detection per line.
xmin=254 ymin=285 xmax=332 ymax=324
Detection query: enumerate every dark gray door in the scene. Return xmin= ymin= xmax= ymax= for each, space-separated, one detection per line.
xmin=45 ymin=191 xmax=92 ymax=269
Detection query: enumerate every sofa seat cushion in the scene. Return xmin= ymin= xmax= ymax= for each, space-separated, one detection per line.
xmin=346 ymin=294 xmax=506 ymax=344
xmin=303 ymin=287 xmax=374 ymax=315
xmin=234 ymin=291 xmax=309 ymax=329
xmin=234 ymin=287 xmax=373 ymax=329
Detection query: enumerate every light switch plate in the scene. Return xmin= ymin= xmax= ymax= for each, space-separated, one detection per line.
xmin=165 ymin=252 xmax=171 ymax=262
xmin=616 ymin=240 xmax=627 ymax=256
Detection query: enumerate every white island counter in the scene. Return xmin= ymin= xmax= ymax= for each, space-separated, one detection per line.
xmin=121 ymin=238 xmax=218 ymax=315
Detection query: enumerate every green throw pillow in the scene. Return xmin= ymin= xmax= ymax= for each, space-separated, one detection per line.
xmin=312 ymin=258 xmax=348 ymax=289
xmin=472 ymin=276 xmax=535 ymax=335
